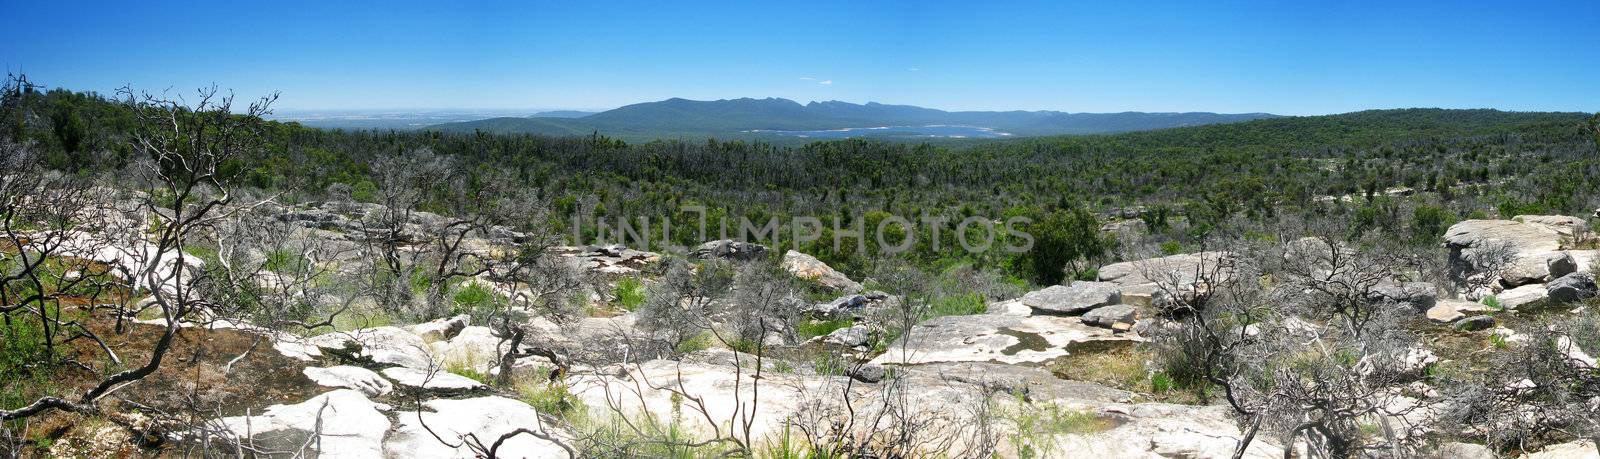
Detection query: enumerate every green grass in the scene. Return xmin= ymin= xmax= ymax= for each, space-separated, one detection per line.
xmin=452 ymin=282 xmax=498 ymax=316
xmin=262 ymin=248 xmax=307 ymax=274
xmin=518 ymin=378 xmax=585 ymax=420
xmin=1481 ymin=295 xmax=1502 ymax=311
xmin=795 ymin=319 xmax=854 ymax=340
xmin=613 ymin=277 xmax=646 ymax=311
xmin=675 ymin=332 xmax=714 ymax=355
xmin=929 ymin=292 xmax=987 ymax=317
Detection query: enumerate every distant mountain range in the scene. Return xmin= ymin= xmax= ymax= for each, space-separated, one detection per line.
xmin=427 ymin=97 xmax=1279 ymax=140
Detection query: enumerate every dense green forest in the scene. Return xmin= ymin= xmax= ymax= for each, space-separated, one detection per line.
xmin=4 ymin=81 xmax=1597 ymax=285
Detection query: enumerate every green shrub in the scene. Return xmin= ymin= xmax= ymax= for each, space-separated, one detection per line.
xmin=518 ymin=379 xmax=584 ymax=419
xmin=796 ymin=319 xmax=853 ymax=339
xmin=930 ymin=292 xmax=987 ymax=317
xmin=674 ymin=332 xmax=713 ymax=355
xmin=262 ymin=248 xmax=307 ymax=274
xmin=613 ymin=277 xmax=646 ymax=311
xmin=453 ymin=282 xmax=497 ymax=316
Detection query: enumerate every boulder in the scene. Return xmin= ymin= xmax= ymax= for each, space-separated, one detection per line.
xmin=429 ymin=326 xmax=506 ymax=375
xmin=1547 ymin=272 xmax=1598 ymax=304
xmin=217 ymin=390 xmax=389 ymax=457
xmin=1081 ymin=304 xmax=1138 ymax=330
xmin=782 ymin=250 xmax=862 ymax=293
xmin=868 ymin=313 xmax=1134 ymax=366
xmin=1018 ymin=282 xmax=1122 ymax=314
xmin=381 ymin=367 xmax=488 ymax=392
xmin=1501 ymin=251 xmax=1577 ymax=287
xmin=410 ymin=314 xmax=470 ymax=343
xmin=302 ymin=366 xmax=393 ymax=397
xmin=689 ymin=239 xmax=769 ymax=261
xmin=1497 ymin=283 xmax=1549 ymax=310
xmin=1554 ymin=335 xmax=1597 ymax=370
xmin=385 ymin=396 xmax=571 ymax=458
xmin=1098 ymin=252 xmax=1233 ymax=288
xmin=804 ymin=291 xmax=893 ymax=319
xmin=487 ymin=354 xmax=558 ymax=383
xmin=1454 ymin=315 xmax=1496 ymax=332
xmin=847 ymin=363 xmax=886 ymax=383
xmin=824 ymin=325 xmax=871 ymax=347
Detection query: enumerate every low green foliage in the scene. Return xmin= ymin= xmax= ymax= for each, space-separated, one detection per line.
xmin=613 ymin=277 xmax=646 ymax=311
xmin=795 ymin=319 xmax=854 ymax=340
xmin=518 ymin=378 xmax=585 ymax=420
xmin=929 ymin=292 xmax=987 ymax=317
xmin=262 ymin=248 xmax=307 ymax=274
xmin=675 ymin=332 xmax=714 ymax=355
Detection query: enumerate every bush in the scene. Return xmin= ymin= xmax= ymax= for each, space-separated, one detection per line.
xmin=930 ymin=292 xmax=987 ymax=317
xmin=796 ymin=318 xmax=854 ymax=339
xmin=612 ymin=277 xmax=646 ymax=311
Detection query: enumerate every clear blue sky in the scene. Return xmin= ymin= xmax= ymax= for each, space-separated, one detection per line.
xmin=2 ymin=0 xmax=1596 ymax=115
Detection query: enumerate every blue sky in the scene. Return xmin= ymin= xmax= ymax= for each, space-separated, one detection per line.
xmin=2 ymin=0 xmax=1596 ymax=115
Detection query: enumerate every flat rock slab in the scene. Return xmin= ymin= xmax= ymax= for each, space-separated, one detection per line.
xmin=1425 ymin=300 xmax=1498 ymax=324
xmin=218 ymin=389 xmax=390 ymax=457
xmin=381 ymin=367 xmax=488 ymax=392
xmin=306 ymin=326 xmax=433 ymax=370
xmin=869 ymin=313 xmax=1134 ymax=366
xmin=385 ymin=396 xmax=571 ymax=458
xmin=1497 ymin=283 xmax=1549 ymax=310
xmin=1444 ymin=220 xmax=1563 ymax=253
xmin=1019 ymin=282 xmax=1121 ymax=314
xmin=303 ymin=366 xmax=393 ymax=397
xmin=1097 ymin=252 xmax=1233 ymax=287
xmin=1514 ymin=215 xmax=1591 ymax=237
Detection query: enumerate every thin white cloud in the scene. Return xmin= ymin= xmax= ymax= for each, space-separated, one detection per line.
xmin=818 ymin=80 xmax=833 ymax=85
xmin=908 ymin=67 xmax=920 ymax=71
xmin=798 ymin=77 xmax=815 ymax=80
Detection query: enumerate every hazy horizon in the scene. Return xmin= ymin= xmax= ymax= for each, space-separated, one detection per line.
xmin=4 ymin=0 xmax=1598 ymax=116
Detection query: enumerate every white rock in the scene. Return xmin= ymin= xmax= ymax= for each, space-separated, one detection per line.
xmin=217 ymin=390 xmax=389 ymax=457
xmin=1018 ymin=282 xmax=1122 ymax=314
xmin=307 ymin=326 xmax=433 ymax=370
xmin=382 ymin=367 xmax=488 ymax=391
xmin=430 ymin=326 xmax=507 ymax=375
xmin=302 ymin=366 xmax=393 ymax=397
xmin=1497 ymin=283 xmax=1549 ymax=310
xmin=385 ymin=396 xmax=571 ymax=458
xmin=782 ymin=250 xmax=862 ymax=293
xmin=411 ymin=314 xmax=470 ymax=343
xmin=1524 ymin=440 xmax=1598 ymax=459
xmin=868 ymin=313 xmax=1135 ymax=366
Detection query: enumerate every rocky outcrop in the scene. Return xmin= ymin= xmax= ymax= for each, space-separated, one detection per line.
xmin=868 ymin=313 xmax=1135 ymax=366
xmin=385 ymin=396 xmax=571 ymax=458
xmin=803 ymin=291 xmax=894 ymax=319
xmin=1426 ymin=300 xmax=1498 ymax=325
xmin=381 ymin=367 xmax=488 ymax=392
xmin=1497 ymin=283 xmax=1549 ymax=310
xmin=302 ymin=366 xmax=394 ymax=397
xmin=1514 ymin=214 xmax=1591 ymax=238
xmin=411 ymin=314 xmax=470 ymax=343
xmin=782 ymin=250 xmax=862 ymax=293
xmin=306 ymin=326 xmax=433 ymax=370
xmin=689 ymin=239 xmax=769 ymax=261
xmin=429 ymin=326 xmax=507 ymax=375
xmin=1081 ymin=304 xmax=1138 ymax=330
xmin=1524 ymin=440 xmax=1599 ymax=459
xmin=1547 ymin=272 xmax=1597 ymax=304
xmin=217 ymin=390 xmax=390 ymax=457
xmin=556 ymin=244 xmax=661 ymax=275
xmin=1019 ymin=282 xmax=1122 ymax=314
